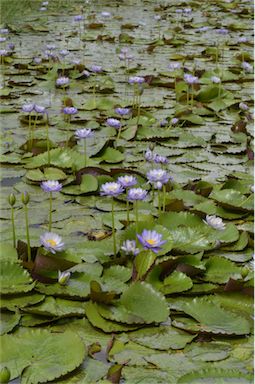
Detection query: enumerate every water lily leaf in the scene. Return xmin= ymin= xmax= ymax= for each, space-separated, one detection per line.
xmin=0 ymin=243 xmax=19 ymax=262
xmin=170 ymin=297 xmax=250 ymax=335
xmin=135 ymin=250 xmax=156 ymax=280
xmin=0 ymin=328 xmax=86 ymax=383
xmin=129 ymin=325 xmax=196 ymax=350
xmin=100 ymin=147 xmax=124 ymax=163
xmin=204 ymin=256 xmax=242 ymax=284
xmin=24 ymin=296 xmax=86 ymax=317
xmin=158 ymin=211 xmax=203 ymax=228
xmin=0 ymin=261 xmax=35 ymax=294
xmin=161 ymin=271 xmax=193 ymax=294
xmin=0 ymin=293 xmax=45 ymax=310
xmin=184 ymin=341 xmax=232 ymax=362
xmin=120 ymin=282 xmax=169 ymax=324
xmin=178 ymin=368 xmax=253 ymax=383
xmin=0 ymin=310 xmax=20 ymax=335
xmin=80 ymin=174 xmax=98 ymax=193
xmin=210 ymin=189 xmax=254 ymax=211
xmin=85 ymin=301 xmax=139 ymax=332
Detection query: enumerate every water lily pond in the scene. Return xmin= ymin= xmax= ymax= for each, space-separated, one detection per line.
xmin=0 ymin=0 xmax=254 ymax=383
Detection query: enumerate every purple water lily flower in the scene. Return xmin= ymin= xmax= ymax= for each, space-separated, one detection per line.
xmin=63 ymin=106 xmax=78 ymax=115
xmin=211 ymin=76 xmax=221 ymax=84
xmin=115 ymin=107 xmax=130 ymax=116
xmin=168 ymin=62 xmax=181 ymax=71
xmin=241 ymin=61 xmax=253 ymax=73
xmin=106 ymin=118 xmax=121 ymax=129
xmin=22 ymin=103 xmax=35 ymax=113
xmin=33 ymin=57 xmax=42 ymax=64
xmin=41 ymin=180 xmax=62 ymax=193
xmin=34 ymin=105 xmax=46 ymax=114
xmin=0 ymin=37 xmax=6 ymax=42
xmin=40 ymin=232 xmax=64 ymax=254
xmin=75 ymin=128 xmax=94 ymax=139
xmin=129 ymin=76 xmax=145 ymax=84
xmin=0 ymin=29 xmax=9 ymax=34
xmin=144 ymin=149 xmax=155 ymax=162
xmin=154 ymin=155 xmax=169 ymax=165
xmin=127 ymin=188 xmax=147 ymax=201
xmin=100 ymin=182 xmax=124 ymax=197
xmin=101 ymin=11 xmax=111 ymax=18
xmin=239 ymin=102 xmax=249 ymax=111
xmin=56 ymin=77 xmax=70 ymax=86
xmin=147 ymin=169 xmax=170 ymax=185
xmin=171 ymin=117 xmax=179 ymax=125
xmin=137 ymin=229 xmax=166 ymax=253
xmin=46 ymin=44 xmax=56 ymax=50
xmin=74 ymin=15 xmax=84 ymax=22
xmin=91 ymin=64 xmax=102 ymax=73
xmin=117 ymin=175 xmax=137 ymax=188
xmin=121 ymin=240 xmax=140 ymax=256
xmin=204 ymin=215 xmax=225 ymax=231
xmin=0 ymin=49 xmax=8 ymax=56
xmin=59 ymin=49 xmax=69 ymax=57
xmin=184 ymin=73 xmax=199 ymax=84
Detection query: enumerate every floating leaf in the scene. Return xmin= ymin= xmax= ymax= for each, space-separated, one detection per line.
xmin=178 ymin=368 xmax=253 ymax=383
xmin=161 ymin=271 xmax=193 ymax=295
xmin=0 ymin=310 xmax=20 ymax=335
xmin=0 ymin=329 xmax=86 ymax=383
xmin=0 ymin=261 xmax=35 ymax=294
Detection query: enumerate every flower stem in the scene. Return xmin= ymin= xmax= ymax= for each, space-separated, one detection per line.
xmin=137 ymin=95 xmax=141 ymax=128
xmin=126 ymin=197 xmax=130 ymax=225
xmin=162 ymin=184 xmax=166 ymax=212
xmin=24 ymin=205 xmax=31 ymax=262
xmin=31 ymin=113 xmax=38 ymax=149
xmin=66 ymin=115 xmax=71 ymax=147
xmin=111 ymin=198 xmax=116 ymax=257
xmin=28 ymin=113 xmax=32 ymax=150
xmin=83 ymin=139 xmax=87 ymax=167
xmin=11 ymin=207 xmax=16 ymax=248
xmin=46 ymin=115 xmax=51 ymax=164
xmin=158 ymin=190 xmax=161 ymax=215
xmin=49 ymin=192 xmax=52 ymax=231
xmin=135 ymin=200 xmax=139 ymax=235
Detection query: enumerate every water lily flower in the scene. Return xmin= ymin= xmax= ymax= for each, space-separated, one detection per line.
xmin=241 ymin=61 xmax=253 ymax=73
xmin=168 ymin=62 xmax=181 ymax=71
xmin=91 ymin=64 xmax=102 ymax=73
xmin=41 ymin=180 xmax=62 ymax=193
xmin=154 ymin=15 xmax=161 ymax=21
xmin=144 ymin=149 xmax=155 ymax=162
xmin=127 ymin=188 xmax=147 ymax=201
xmin=216 ymin=28 xmax=229 ymax=35
xmin=147 ymin=169 xmax=170 ymax=185
xmin=101 ymin=11 xmax=111 ymax=18
xmin=75 ymin=128 xmax=94 ymax=139
xmin=40 ymin=7 xmax=47 ymax=11
xmin=40 ymin=232 xmax=65 ymax=253
xmin=0 ymin=28 xmax=9 ymax=34
xmin=204 ymin=215 xmax=225 ymax=231
xmin=211 ymin=76 xmax=221 ymax=84
xmin=74 ymin=15 xmax=84 ymax=21
xmin=171 ymin=117 xmax=179 ymax=125
xmin=0 ymin=37 xmax=6 ymax=42
xmin=100 ymin=182 xmax=124 ymax=197
xmin=34 ymin=104 xmax=46 ymax=114
xmin=62 ymin=106 xmax=78 ymax=115
xmin=82 ymin=70 xmax=90 ymax=77
xmin=46 ymin=44 xmax=56 ymax=50
xmin=137 ymin=229 xmax=166 ymax=253
xmin=8 ymin=43 xmax=15 ymax=50
xmin=22 ymin=103 xmax=35 ymax=113
xmin=106 ymin=118 xmax=121 ymax=129
xmin=0 ymin=49 xmax=8 ymax=56
xmin=121 ymin=240 xmax=140 ymax=256
xmin=238 ymin=36 xmax=248 ymax=43
xmin=117 ymin=175 xmax=137 ymax=188
xmin=184 ymin=73 xmax=199 ymax=84
xmin=56 ymin=77 xmax=70 ymax=86
xmin=239 ymin=102 xmax=249 ymax=111
xmin=196 ymin=26 xmax=210 ymax=32
xmin=128 ymin=76 xmax=145 ymax=84
xmin=58 ymin=270 xmax=71 ymax=285
xmin=33 ymin=57 xmax=42 ymax=64
xmin=115 ymin=107 xmax=130 ymax=116
xmin=59 ymin=49 xmax=69 ymax=57
xmin=154 ymin=155 xmax=169 ymax=165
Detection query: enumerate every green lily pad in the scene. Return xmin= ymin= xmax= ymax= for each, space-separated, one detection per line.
xmin=0 ymin=310 xmax=20 ymax=335
xmin=178 ymin=368 xmax=253 ymax=383
xmin=0 ymin=261 xmax=35 ymax=294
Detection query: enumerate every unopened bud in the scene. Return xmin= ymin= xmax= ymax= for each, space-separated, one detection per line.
xmin=21 ymin=192 xmax=30 ymax=205
xmin=58 ymin=270 xmax=71 ymax=285
xmin=8 ymin=193 xmax=16 ymax=207
xmin=0 ymin=366 xmax=11 ymax=383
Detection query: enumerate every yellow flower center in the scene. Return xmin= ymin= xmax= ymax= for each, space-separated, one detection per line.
xmin=46 ymin=239 xmax=57 ymax=247
xmin=146 ymin=238 xmax=156 ymax=245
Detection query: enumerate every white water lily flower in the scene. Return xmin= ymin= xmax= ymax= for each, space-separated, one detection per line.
xmin=205 ymin=215 xmax=225 ymax=231
xmin=40 ymin=232 xmax=65 ymax=253
xmin=58 ymin=270 xmax=71 ymax=285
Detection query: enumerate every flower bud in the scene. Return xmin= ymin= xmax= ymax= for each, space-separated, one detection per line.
xmin=21 ymin=192 xmax=30 ymax=205
xmin=0 ymin=366 xmax=11 ymax=383
xmin=8 ymin=193 xmax=16 ymax=207
xmin=58 ymin=270 xmax=71 ymax=285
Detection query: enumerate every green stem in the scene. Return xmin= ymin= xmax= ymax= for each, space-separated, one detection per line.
xmin=11 ymin=207 xmax=16 ymax=248
xmin=162 ymin=184 xmax=166 ymax=213
xmin=28 ymin=113 xmax=32 ymax=150
xmin=186 ymin=88 xmax=189 ymax=104
xmin=191 ymin=84 xmax=194 ymax=106
xmin=137 ymin=95 xmax=141 ymax=128
xmin=66 ymin=115 xmax=71 ymax=147
xmin=126 ymin=198 xmax=130 ymax=225
xmin=49 ymin=192 xmax=52 ymax=231
xmin=24 ymin=205 xmax=31 ymax=262
xmin=31 ymin=113 xmax=38 ymax=149
xmin=135 ymin=200 xmax=139 ymax=235
xmin=46 ymin=117 xmax=51 ymax=164
xmin=83 ymin=139 xmax=87 ymax=167
xmin=111 ymin=198 xmax=116 ymax=257
xmin=158 ymin=190 xmax=161 ymax=215
xmin=93 ymin=79 xmax=97 ymax=107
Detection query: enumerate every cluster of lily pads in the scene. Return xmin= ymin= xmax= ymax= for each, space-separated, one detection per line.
xmin=0 ymin=0 xmax=254 ymax=383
